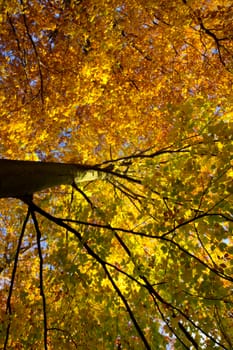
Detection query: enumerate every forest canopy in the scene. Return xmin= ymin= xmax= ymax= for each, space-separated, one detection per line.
xmin=0 ymin=0 xmax=233 ymax=349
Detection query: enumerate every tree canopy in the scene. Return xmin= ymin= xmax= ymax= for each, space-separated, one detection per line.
xmin=0 ymin=1 xmax=233 ymax=349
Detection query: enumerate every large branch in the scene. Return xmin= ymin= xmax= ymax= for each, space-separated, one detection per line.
xmin=0 ymin=159 xmax=103 ymax=198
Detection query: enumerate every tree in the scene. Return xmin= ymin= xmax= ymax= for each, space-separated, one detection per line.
xmin=0 ymin=159 xmax=109 ymax=198
xmin=0 ymin=0 xmax=233 ymax=349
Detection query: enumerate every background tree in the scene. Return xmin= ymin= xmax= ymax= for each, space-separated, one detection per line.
xmin=0 ymin=0 xmax=233 ymax=349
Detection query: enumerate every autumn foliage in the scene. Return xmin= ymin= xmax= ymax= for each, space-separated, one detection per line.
xmin=1 ymin=0 xmax=233 ymax=349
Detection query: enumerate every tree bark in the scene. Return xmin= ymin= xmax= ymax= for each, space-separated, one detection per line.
xmin=0 ymin=159 xmax=100 ymax=198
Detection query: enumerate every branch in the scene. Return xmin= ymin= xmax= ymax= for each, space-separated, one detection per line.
xmin=96 ymin=141 xmax=197 ymax=167
xmin=47 ymin=328 xmax=78 ymax=349
xmin=178 ymin=321 xmax=199 ymax=349
xmin=72 ymin=181 xmax=95 ymax=209
xmin=4 ymin=208 xmax=31 ymax=350
xmin=103 ymin=264 xmax=151 ymax=350
xmin=143 ymin=276 xmax=228 ymax=349
xmin=30 ymin=209 xmax=48 ymax=350
xmin=58 ymin=212 xmax=233 ymax=283
xmin=20 ymin=0 xmax=44 ymax=104
xmin=22 ymin=199 xmax=151 ymax=347
xmin=21 ymin=198 xmax=229 ymax=349
xmin=151 ymin=294 xmax=190 ymax=349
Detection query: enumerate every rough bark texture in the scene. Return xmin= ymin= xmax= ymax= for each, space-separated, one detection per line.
xmin=0 ymin=159 xmax=96 ymax=198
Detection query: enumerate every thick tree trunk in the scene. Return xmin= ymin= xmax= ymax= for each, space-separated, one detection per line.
xmin=0 ymin=159 xmax=100 ymax=198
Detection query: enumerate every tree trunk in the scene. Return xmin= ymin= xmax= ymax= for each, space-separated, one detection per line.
xmin=0 ymin=159 xmax=100 ymax=198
